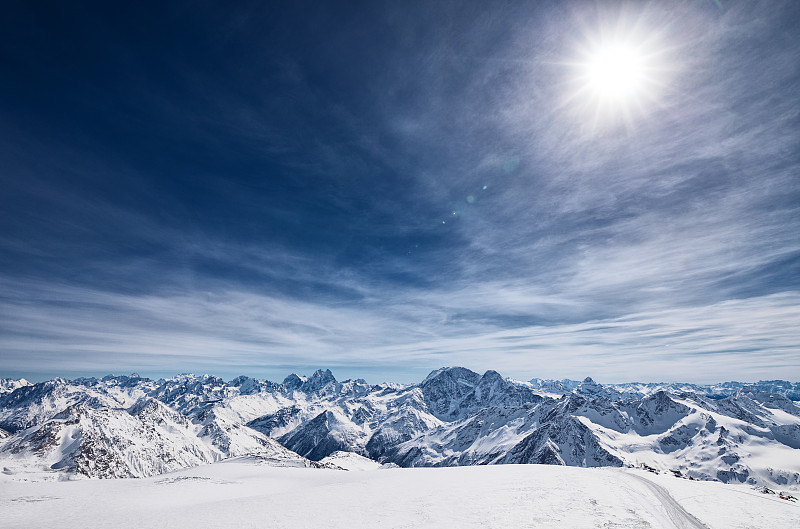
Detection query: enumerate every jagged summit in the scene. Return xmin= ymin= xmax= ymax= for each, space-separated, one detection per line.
xmin=421 ymin=366 xmax=480 ymax=386
xmin=283 ymin=373 xmax=305 ymax=390
xmin=300 ymin=369 xmax=337 ymax=394
xmin=481 ymin=369 xmax=504 ymax=381
xmin=575 ymin=376 xmax=612 ymax=398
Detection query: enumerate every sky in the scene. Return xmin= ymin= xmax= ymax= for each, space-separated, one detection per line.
xmin=1 ymin=0 xmax=798 ymax=384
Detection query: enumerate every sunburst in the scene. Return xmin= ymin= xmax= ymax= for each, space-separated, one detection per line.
xmin=562 ymin=12 xmax=673 ymax=132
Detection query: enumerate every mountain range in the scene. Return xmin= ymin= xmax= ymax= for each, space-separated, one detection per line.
xmin=1 ymin=368 xmax=798 ymax=488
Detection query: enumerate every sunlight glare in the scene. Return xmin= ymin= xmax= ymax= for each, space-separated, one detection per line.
xmin=586 ymin=45 xmax=645 ymax=100
xmin=562 ymin=10 xmax=674 ymax=133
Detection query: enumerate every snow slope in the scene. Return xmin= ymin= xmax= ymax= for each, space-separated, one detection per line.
xmin=1 ymin=459 xmax=797 ymax=529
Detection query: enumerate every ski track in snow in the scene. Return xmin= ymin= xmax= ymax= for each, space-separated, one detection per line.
xmin=624 ymin=471 xmax=709 ymax=529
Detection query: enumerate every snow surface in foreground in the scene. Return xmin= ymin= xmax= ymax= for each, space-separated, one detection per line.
xmin=2 ymin=460 xmax=798 ymax=529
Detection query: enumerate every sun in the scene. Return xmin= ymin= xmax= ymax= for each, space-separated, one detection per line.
xmin=570 ymin=38 xmax=662 ymax=128
xmin=562 ymin=13 xmax=672 ymax=131
xmin=585 ymin=45 xmax=646 ymax=101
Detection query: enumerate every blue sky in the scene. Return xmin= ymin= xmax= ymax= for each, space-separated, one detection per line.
xmin=1 ymin=0 xmax=798 ymax=384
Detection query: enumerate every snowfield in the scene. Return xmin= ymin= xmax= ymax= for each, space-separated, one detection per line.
xmin=1 ymin=459 xmax=798 ymax=529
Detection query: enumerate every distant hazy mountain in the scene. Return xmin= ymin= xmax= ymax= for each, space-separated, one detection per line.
xmin=1 ymin=368 xmax=798 ymax=487
xmin=525 ymin=377 xmax=800 ymax=401
xmin=0 ymin=377 xmax=32 ymax=397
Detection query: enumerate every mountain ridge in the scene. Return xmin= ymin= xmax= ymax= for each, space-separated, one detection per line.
xmin=1 ymin=368 xmax=798 ymax=488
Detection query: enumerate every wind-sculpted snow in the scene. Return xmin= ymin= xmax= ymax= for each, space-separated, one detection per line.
xmin=0 ymin=368 xmax=798 ymax=489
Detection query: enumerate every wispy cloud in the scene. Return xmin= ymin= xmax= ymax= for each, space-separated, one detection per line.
xmin=2 ymin=275 xmax=798 ymax=383
xmin=0 ymin=1 xmax=798 ymax=383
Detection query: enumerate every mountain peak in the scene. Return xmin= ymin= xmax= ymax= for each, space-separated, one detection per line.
xmin=482 ymin=370 xmax=503 ymax=381
xmin=283 ymin=374 xmax=305 ymax=390
xmin=298 ymin=369 xmax=337 ymax=394
xmin=422 ymin=367 xmax=481 ymax=386
xmin=311 ymin=369 xmax=336 ymax=382
xmin=575 ymin=377 xmax=616 ymax=399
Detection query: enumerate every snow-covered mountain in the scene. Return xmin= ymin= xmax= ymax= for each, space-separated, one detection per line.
xmin=0 ymin=377 xmax=136 ymax=433
xmin=1 ymin=369 xmax=798 ymax=489
xmin=527 ymin=377 xmax=800 ymax=401
xmin=0 ymin=396 xmax=313 ymax=478
xmin=0 ymin=377 xmax=32 ymax=397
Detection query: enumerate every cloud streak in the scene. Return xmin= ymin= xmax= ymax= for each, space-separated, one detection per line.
xmin=0 ymin=0 xmax=798 ymax=383
xmin=1 ymin=276 xmax=798 ymax=383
